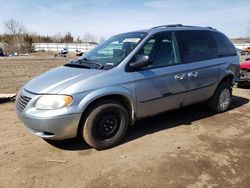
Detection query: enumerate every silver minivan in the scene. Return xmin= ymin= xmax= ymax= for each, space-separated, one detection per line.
xmin=16 ymin=25 xmax=239 ymax=149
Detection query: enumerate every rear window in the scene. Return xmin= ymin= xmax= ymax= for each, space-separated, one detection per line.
xmin=175 ymin=30 xmax=217 ymax=63
xmin=211 ymin=32 xmax=237 ymax=57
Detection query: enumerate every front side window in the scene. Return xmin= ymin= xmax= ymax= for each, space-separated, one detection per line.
xmin=175 ymin=30 xmax=217 ymax=63
xmin=80 ymin=32 xmax=147 ymax=69
xmin=132 ymin=32 xmax=181 ymax=69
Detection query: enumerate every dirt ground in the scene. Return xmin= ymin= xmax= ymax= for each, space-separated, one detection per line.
xmin=0 ymin=88 xmax=250 ymax=188
xmin=0 ymin=56 xmax=69 ymax=93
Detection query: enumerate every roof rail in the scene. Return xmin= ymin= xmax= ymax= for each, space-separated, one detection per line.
xmin=150 ymin=24 xmax=183 ymax=29
xmin=207 ymin=26 xmax=216 ymax=30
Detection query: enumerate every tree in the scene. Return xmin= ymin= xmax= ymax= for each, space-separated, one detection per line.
xmin=52 ymin=33 xmax=63 ymax=43
xmin=3 ymin=18 xmax=26 ymax=53
xmin=3 ymin=18 xmax=25 ymax=36
xmin=76 ymin=36 xmax=82 ymax=43
xmin=64 ymin=32 xmax=74 ymax=43
xmin=82 ymin=32 xmax=97 ymax=43
xmin=21 ymin=34 xmax=34 ymax=53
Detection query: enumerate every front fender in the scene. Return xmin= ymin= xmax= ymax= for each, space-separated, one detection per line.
xmin=76 ymin=86 xmax=136 ymax=121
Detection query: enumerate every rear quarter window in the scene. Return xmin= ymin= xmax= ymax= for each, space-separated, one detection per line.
xmin=175 ymin=30 xmax=217 ymax=63
xmin=211 ymin=32 xmax=237 ymax=57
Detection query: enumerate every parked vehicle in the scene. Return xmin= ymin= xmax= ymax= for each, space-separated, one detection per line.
xmin=244 ymin=47 xmax=250 ymax=55
xmin=16 ymin=25 xmax=239 ymax=149
xmin=0 ymin=47 xmax=5 ymax=57
xmin=238 ymin=59 xmax=250 ymax=87
xmin=75 ymin=49 xmax=84 ymax=56
xmin=55 ymin=48 xmax=69 ymax=57
xmin=236 ymin=48 xmax=246 ymax=55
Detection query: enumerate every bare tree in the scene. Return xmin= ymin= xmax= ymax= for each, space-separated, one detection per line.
xmin=82 ymin=32 xmax=97 ymax=43
xmin=21 ymin=34 xmax=34 ymax=53
xmin=3 ymin=18 xmax=25 ymax=36
xmin=3 ymin=18 xmax=26 ymax=53
xmin=63 ymin=32 xmax=74 ymax=43
xmin=52 ymin=33 xmax=63 ymax=43
xmin=76 ymin=36 xmax=82 ymax=43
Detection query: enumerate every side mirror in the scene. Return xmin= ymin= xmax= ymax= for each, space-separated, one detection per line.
xmin=130 ymin=55 xmax=151 ymax=69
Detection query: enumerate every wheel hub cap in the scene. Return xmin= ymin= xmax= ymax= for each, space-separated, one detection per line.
xmin=219 ymin=89 xmax=230 ymax=111
xmin=97 ymin=112 xmax=120 ymax=139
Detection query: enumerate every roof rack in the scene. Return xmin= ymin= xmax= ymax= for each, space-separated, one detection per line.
xmin=150 ymin=24 xmax=183 ymax=29
xmin=150 ymin=24 xmax=217 ymax=31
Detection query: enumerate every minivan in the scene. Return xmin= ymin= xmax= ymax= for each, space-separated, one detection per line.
xmin=16 ymin=24 xmax=239 ymax=150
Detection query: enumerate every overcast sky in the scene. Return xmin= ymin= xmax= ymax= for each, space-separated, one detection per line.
xmin=0 ymin=0 xmax=250 ymax=39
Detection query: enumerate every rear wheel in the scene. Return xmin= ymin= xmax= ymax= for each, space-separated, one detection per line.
xmin=81 ymin=101 xmax=129 ymax=150
xmin=208 ymin=82 xmax=232 ymax=113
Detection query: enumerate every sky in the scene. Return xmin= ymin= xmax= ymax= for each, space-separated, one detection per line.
xmin=0 ymin=0 xmax=250 ymax=40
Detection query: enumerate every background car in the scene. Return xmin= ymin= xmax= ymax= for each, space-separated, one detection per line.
xmin=236 ymin=48 xmax=246 ymax=55
xmin=0 ymin=47 xmax=4 ymax=57
xmin=75 ymin=49 xmax=84 ymax=56
xmin=238 ymin=59 xmax=250 ymax=87
xmin=244 ymin=47 xmax=250 ymax=55
xmin=54 ymin=48 xmax=69 ymax=57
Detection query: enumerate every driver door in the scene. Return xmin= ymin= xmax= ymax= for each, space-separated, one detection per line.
xmin=132 ymin=32 xmax=189 ymax=118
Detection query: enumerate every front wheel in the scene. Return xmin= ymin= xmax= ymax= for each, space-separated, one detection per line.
xmin=208 ymin=82 xmax=232 ymax=113
xmin=81 ymin=101 xmax=129 ymax=150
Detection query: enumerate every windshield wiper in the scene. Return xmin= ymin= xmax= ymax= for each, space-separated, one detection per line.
xmin=64 ymin=63 xmax=90 ymax=69
xmin=80 ymin=58 xmax=104 ymax=69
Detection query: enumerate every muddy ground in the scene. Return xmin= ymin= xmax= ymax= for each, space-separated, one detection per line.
xmin=0 ymin=88 xmax=250 ymax=188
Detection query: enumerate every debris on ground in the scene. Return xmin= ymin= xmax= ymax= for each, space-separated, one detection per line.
xmin=0 ymin=94 xmax=16 ymax=104
xmin=46 ymin=159 xmax=68 ymax=163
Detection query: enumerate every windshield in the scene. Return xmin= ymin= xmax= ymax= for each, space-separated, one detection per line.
xmin=70 ymin=32 xmax=147 ymax=69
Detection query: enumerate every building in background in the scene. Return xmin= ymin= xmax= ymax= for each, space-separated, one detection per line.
xmin=33 ymin=42 xmax=98 ymax=53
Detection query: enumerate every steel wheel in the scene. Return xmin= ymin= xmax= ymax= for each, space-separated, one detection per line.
xmin=218 ymin=88 xmax=231 ymax=111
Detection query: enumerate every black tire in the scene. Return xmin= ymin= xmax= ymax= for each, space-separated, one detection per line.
xmin=81 ymin=100 xmax=129 ymax=150
xmin=208 ymin=82 xmax=232 ymax=113
xmin=237 ymin=82 xmax=244 ymax=88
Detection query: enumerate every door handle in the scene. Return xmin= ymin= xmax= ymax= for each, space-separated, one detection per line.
xmin=188 ymin=71 xmax=199 ymax=78
xmin=175 ymin=74 xmax=185 ymax=80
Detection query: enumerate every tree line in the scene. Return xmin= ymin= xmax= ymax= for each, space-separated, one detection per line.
xmin=0 ymin=18 xmax=105 ymax=54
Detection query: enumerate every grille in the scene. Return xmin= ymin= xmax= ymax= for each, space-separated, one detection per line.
xmin=16 ymin=93 xmax=31 ymax=112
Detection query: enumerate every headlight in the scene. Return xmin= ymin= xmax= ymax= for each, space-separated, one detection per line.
xmin=35 ymin=95 xmax=73 ymax=110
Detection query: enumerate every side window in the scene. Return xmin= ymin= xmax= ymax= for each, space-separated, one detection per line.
xmin=211 ymin=32 xmax=237 ymax=57
xmin=175 ymin=30 xmax=217 ymax=63
xmin=135 ymin=32 xmax=181 ymax=68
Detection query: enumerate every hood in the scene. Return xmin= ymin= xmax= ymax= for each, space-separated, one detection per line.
xmin=24 ymin=66 xmax=104 ymax=94
xmin=240 ymin=60 xmax=250 ymax=70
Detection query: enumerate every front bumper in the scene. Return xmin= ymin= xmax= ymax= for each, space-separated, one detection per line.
xmin=16 ymin=110 xmax=81 ymax=140
xmin=15 ymin=89 xmax=82 ymax=140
